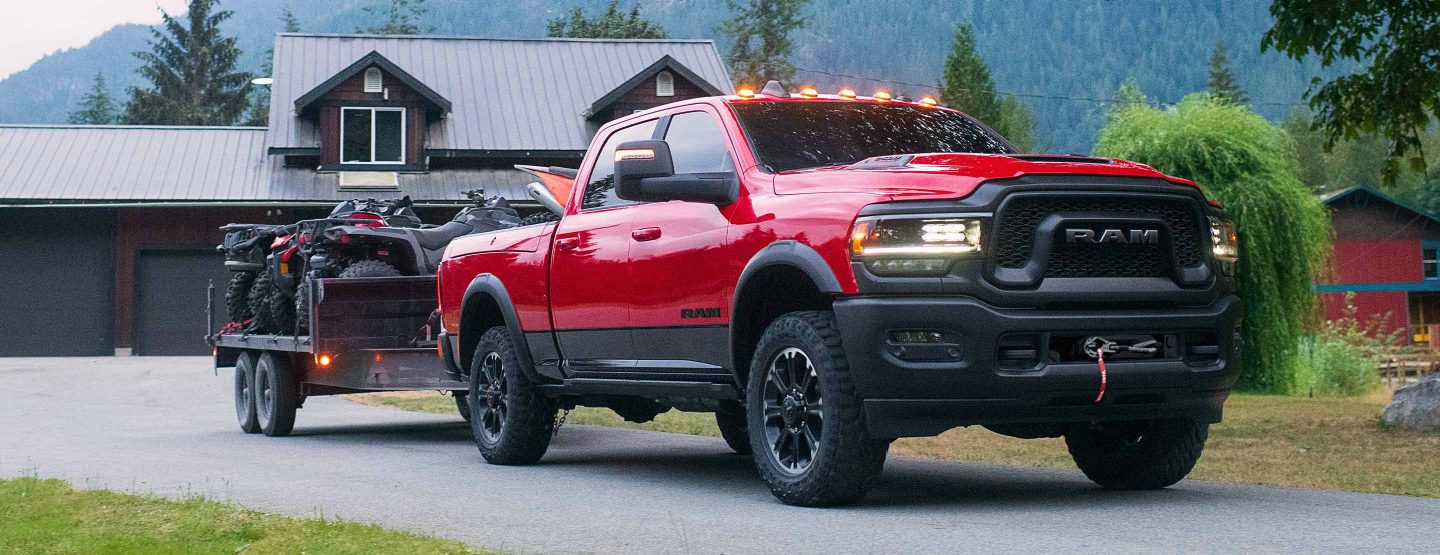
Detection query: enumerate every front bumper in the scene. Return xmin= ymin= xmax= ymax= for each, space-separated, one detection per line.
xmin=832 ymin=295 xmax=1243 ymax=438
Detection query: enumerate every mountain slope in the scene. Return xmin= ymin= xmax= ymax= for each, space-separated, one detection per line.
xmin=0 ymin=0 xmax=1348 ymax=153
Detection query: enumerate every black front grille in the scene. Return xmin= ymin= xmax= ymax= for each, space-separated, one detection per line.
xmin=992 ymin=195 xmax=1205 ymax=278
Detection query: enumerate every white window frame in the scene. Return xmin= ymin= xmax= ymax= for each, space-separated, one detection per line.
xmin=340 ymin=107 xmax=406 ymax=165
xmin=1425 ymin=244 xmax=1440 ymax=280
xmin=656 ymin=71 xmax=675 ymax=97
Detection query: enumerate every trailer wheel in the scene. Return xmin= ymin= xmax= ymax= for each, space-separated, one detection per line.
xmin=254 ymin=352 xmax=299 ymax=437
xmin=469 ymin=326 xmax=557 ymax=464
xmin=234 ymin=351 xmax=260 ymax=434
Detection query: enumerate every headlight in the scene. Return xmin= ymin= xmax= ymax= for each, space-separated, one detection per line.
xmin=849 ymin=216 xmax=985 ymax=276
xmin=1209 ymin=216 xmax=1238 ymax=274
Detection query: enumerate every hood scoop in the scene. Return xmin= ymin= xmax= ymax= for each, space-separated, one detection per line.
xmin=846 ymin=154 xmax=915 ymax=170
xmin=1007 ymin=154 xmax=1113 ymax=164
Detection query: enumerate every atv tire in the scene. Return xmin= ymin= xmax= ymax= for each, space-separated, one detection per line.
xmin=469 ymin=326 xmax=557 ymax=465
xmin=339 ymin=259 xmax=402 ymax=279
xmin=746 ymin=310 xmax=890 ymax=506
xmin=518 ymin=211 xmax=560 ymax=227
xmin=1064 ymin=418 xmax=1209 ymax=490
xmin=247 ymin=272 xmax=279 ymax=333
xmin=225 ymin=272 xmax=256 ymax=323
xmin=268 ymin=282 xmax=296 ymax=334
xmin=294 ymin=278 xmax=311 ymax=334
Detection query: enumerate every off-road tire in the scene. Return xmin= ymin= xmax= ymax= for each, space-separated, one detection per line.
xmin=234 ymin=351 xmax=260 ymax=434
xmin=518 ymin=211 xmax=560 ymax=227
xmin=225 ymin=272 xmax=256 ymax=323
xmin=746 ymin=310 xmax=890 ymax=506
xmin=254 ymin=352 xmax=299 ymax=437
xmin=468 ymin=326 xmax=557 ymax=465
xmin=268 ymin=283 xmax=296 ymax=334
xmin=1064 ymin=418 xmax=1209 ymax=490
xmin=247 ymin=272 xmax=279 ymax=333
xmin=339 ymin=259 xmax=401 ymax=278
xmin=715 ymin=401 xmax=751 ymax=454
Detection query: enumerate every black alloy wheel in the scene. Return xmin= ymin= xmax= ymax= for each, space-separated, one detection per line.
xmin=762 ymin=347 xmax=823 ymax=474
xmin=475 ymin=351 xmax=507 ymax=444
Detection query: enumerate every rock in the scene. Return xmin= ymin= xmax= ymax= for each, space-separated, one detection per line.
xmin=1381 ymin=374 xmax=1440 ymax=431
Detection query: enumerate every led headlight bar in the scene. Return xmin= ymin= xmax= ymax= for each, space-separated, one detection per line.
xmin=850 ymin=216 xmax=985 ymax=276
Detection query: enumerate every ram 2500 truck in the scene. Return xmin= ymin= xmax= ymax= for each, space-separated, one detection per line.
xmin=436 ymin=84 xmax=1242 ymax=506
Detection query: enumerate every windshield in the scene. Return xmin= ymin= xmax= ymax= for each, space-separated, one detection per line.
xmin=731 ymin=101 xmax=1014 ymax=172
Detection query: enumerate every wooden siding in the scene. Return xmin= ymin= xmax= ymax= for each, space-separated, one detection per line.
xmin=316 ymin=67 xmax=431 ymax=166
xmin=595 ymin=71 xmax=712 ymax=124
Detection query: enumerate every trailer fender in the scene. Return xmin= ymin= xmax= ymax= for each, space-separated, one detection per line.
xmin=459 ymin=274 xmax=545 ymax=384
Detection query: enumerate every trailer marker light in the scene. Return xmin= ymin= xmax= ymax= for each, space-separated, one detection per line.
xmin=873 ymin=90 xmax=892 ymax=101
xmin=800 ymin=86 xmax=819 ymax=98
xmin=374 ymin=352 xmax=382 ymax=363
xmin=736 ymin=88 xmax=755 ymax=99
xmin=919 ymin=96 xmax=938 ymax=106
xmin=318 ymin=355 xmax=332 ymax=367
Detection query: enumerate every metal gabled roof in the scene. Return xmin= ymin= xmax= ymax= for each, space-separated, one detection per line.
xmin=0 ymin=125 xmax=269 ymax=201
xmin=265 ymin=33 xmax=732 ymax=153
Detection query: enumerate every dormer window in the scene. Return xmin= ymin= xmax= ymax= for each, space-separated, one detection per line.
xmin=341 ymin=107 xmax=404 ymax=164
xmin=656 ymin=71 xmax=674 ymax=97
xmin=364 ymin=67 xmax=383 ymax=93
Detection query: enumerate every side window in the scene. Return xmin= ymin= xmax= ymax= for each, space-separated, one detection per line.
xmin=582 ymin=119 xmax=658 ymax=210
xmin=665 ymin=111 xmax=732 ymax=174
xmin=1425 ymin=244 xmax=1439 ymax=279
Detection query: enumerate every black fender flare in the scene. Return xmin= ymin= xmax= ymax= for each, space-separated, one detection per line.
xmin=728 ymin=240 xmax=844 ymax=376
xmin=459 ymin=273 xmax=543 ymax=383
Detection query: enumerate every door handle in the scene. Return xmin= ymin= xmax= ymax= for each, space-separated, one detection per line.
xmin=631 ymin=227 xmax=662 ymax=242
xmin=555 ymin=236 xmax=580 ymax=251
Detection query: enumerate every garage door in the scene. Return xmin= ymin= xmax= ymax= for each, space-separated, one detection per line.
xmin=0 ymin=208 xmax=115 ymax=356
xmin=133 ymin=250 xmax=232 ymax=356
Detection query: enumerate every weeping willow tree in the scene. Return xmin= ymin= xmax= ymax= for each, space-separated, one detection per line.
xmin=1094 ymin=93 xmax=1331 ymax=394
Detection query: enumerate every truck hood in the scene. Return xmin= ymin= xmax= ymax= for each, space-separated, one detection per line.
xmin=771 ymin=153 xmax=1198 ymax=200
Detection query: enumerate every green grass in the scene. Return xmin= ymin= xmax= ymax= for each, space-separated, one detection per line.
xmin=351 ymin=390 xmax=1440 ymax=498
xmin=0 ymin=477 xmax=488 ymax=554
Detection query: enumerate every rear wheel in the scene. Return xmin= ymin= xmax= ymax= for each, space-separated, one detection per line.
xmin=254 ymin=352 xmax=299 ymax=437
xmin=233 ymin=351 xmax=260 ymax=434
xmin=715 ymin=401 xmax=750 ymax=454
xmin=339 ymin=259 xmax=401 ymax=278
xmin=225 ymin=272 xmax=256 ymax=323
xmin=469 ymin=326 xmax=557 ymax=465
xmin=268 ymin=283 xmax=296 ymax=334
xmin=1064 ymin=418 xmax=1209 ymax=490
xmin=746 ymin=311 xmax=890 ymax=506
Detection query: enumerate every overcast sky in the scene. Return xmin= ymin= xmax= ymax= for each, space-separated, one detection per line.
xmin=1 ymin=0 xmax=189 ymax=79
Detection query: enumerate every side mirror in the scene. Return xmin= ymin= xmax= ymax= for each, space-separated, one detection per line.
xmin=526 ymin=182 xmax=565 ymax=217
xmin=614 ymin=140 xmax=738 ymax=205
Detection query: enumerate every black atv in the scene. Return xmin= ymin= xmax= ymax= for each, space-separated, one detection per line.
xmin=216 ymin=223 xmax=286 ymax=326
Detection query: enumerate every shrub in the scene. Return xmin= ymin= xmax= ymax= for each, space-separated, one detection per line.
xmin=1094 ymin=93 xmax=1332 ymax=394
xmin=1295 ymin=333 xmax=1380 ymax=397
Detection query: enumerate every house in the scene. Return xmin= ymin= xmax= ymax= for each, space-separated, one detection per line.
xmin=0 ymin=33 xmax=730 ymax=357
xmin=1315 ymin=186 xmax=1440 ymax=344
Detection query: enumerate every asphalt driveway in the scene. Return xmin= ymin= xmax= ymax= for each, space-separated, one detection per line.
xmin=2 ymin=356 xmax=1435 ymax=553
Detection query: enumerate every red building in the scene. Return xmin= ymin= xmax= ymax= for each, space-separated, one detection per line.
xmin=1317 ymin=186 xmax=1440 ymax=344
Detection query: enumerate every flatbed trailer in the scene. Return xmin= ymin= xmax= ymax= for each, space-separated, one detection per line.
xmin=210 ymin=275 xmax=468 ymax=436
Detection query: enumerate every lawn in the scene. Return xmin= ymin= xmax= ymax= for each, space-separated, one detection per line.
xmin=0 ymin=477 xmax=487 ymax=554
xmin=351 ymin=389 xmax=1440 ymax=498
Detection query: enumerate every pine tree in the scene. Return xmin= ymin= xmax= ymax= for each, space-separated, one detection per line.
xmin=243 ymin=8 xmax=300 ymax=127
xmin=547 ymin=1 xmax=667 ymax=39
xmin=937 ymin=22 xmax=1036 ymax=150
xmin=121 ymin=0 xmax=253 ymax=126
xmin=68 ymin=73 xmax=118 ymax=125
xmin=1207 ymin=42 xmax=1248 ymax=105
xmin=938 ymin=23 xmax=1000 ymax=126
xmin=720 ymin=0 xmax=811 ymax=87
xmin=358 ymin=0 xmax=433 ymax=35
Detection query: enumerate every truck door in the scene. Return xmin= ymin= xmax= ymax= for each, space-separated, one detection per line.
xmin=627 ymin=109 xmax=737 ymax=378
xmin=548 ymin=119 xmax=658 ymax=372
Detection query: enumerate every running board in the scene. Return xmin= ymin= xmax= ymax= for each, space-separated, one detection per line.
xmin=540 ymin=378 xmax=739 ymax=400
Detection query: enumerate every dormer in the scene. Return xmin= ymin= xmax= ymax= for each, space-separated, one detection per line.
xmin=292 ymin=51 xmax=450 ymax=171
xmin=582 ymin=55 xmax=724 ymax=123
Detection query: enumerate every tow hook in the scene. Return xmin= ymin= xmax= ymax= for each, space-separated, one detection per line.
xmin=1081 ymin=337 xmax=1159 ymax=404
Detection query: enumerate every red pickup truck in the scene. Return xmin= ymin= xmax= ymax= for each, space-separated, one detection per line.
xmin=435 ymin=84 xmax=1242 ymax=506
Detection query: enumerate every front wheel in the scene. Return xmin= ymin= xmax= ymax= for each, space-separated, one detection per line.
xmin=468 ymin=326 xmax=557 ymax=464
xmin=746 ymin=311 xmax=890 ymax=506
xmin=1064 ymin=418 xmax=1209 ymax=490
xmin=225 ymin=272 xmax=256 ymax=323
